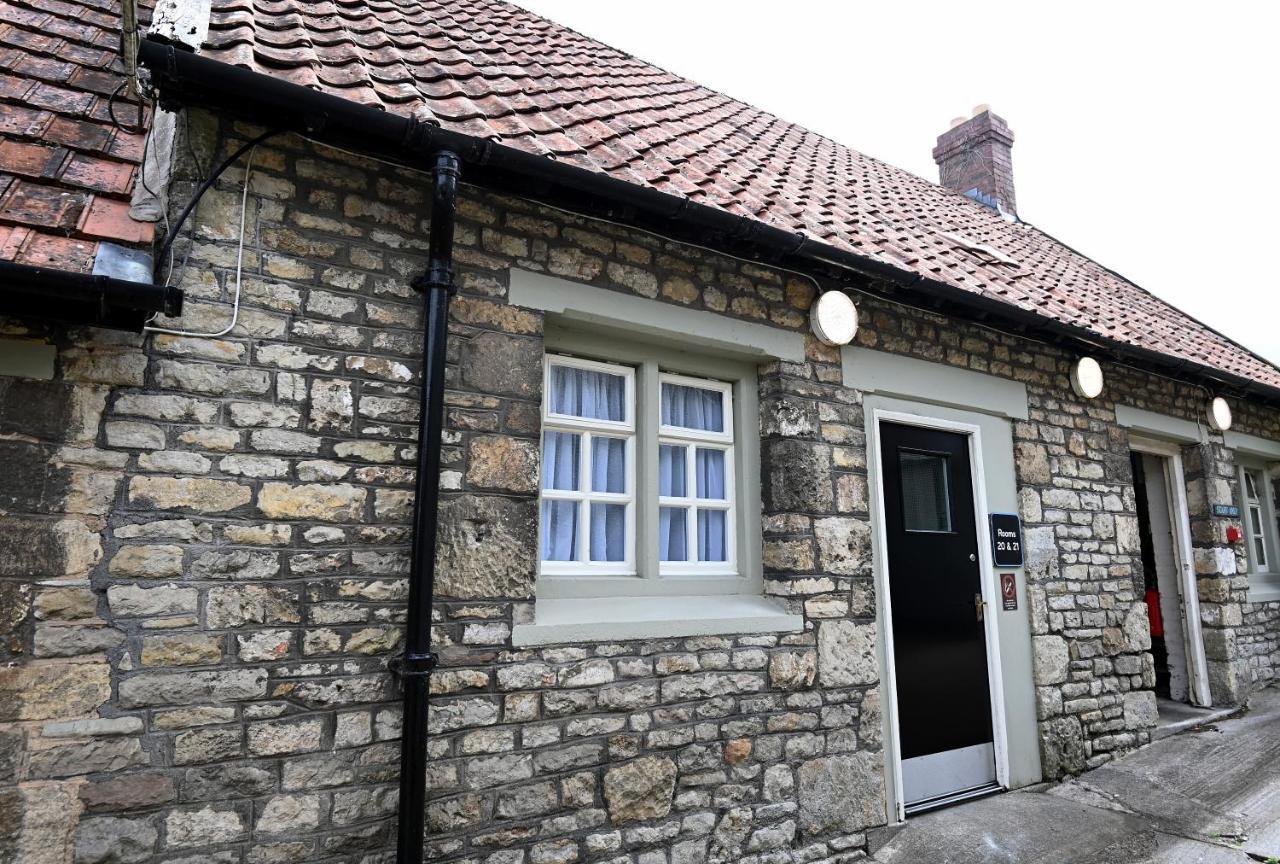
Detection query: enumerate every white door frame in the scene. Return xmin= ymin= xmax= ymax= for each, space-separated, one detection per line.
xmin=1129 ymin=436 xmax=1212 ymax=707
xmin=870 ymin=408 xmax=1011 ymax=822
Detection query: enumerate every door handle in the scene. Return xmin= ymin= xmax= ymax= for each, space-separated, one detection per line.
xmin=975 ymin=593 xmax=987 ymax=622
xmin=969 ymin=553 xmax=977 ymax=562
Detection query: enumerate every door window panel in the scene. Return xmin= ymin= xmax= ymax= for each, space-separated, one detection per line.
xmin=900 ymin=450 xmax=953 ymax=533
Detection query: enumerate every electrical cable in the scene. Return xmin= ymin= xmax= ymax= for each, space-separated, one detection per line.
xmin=145 ymin=146 xmax=256 ymax=338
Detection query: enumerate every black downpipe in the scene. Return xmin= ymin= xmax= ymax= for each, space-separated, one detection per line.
xmin=394 ymin=151 xmax=460 ymax=864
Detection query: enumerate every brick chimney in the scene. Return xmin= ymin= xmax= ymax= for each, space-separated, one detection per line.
xmin=932 ymin=105 xmax=1016 ymax=216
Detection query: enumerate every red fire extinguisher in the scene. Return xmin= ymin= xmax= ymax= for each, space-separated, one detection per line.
xmin=1145 ymin=589 xmax=1164 ymax=638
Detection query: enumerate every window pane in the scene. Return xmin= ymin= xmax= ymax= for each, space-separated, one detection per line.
xmin=659 ymin=445 xmax=686 ymax=497
xmin=590 ymin=503 xmax=626 ymax=561
xmin=541 ymin=500 xmax=578 ymax=561
xmin=659 ymin=506 xmax=688 ymax=561
xmin=549 ymin=364 xmax=627 ymax=421
xmin=1251 ymin=506 xmax=1264 ymax=536
xmin=697 ymin=509 xmax=727 ymax=562
xmin=661 ymin=382 xmax=724 ymax=432
xmin=1245 ymin=472 xmax=1260 ymax=501
xmin=1256 ymin=537 xmax=1267 ymax=566
xmin=696 ymin=448 xmax=726 ymax=499
xmin=542 ymin=431 xmax=580 ymax=490
xmin=591 ymin=437 xmax=627 ymax=493
xmin=900 ymin=451 xmax=952 ymax=532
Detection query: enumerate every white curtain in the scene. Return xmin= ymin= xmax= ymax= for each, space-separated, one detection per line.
xmin=542 ymin=366 xmax=628 ymax=562
xmin=659 ymin=506 xmax=686 ymax=561
xmin=550 ymin=365 xmax=625 ymax=421
xmin=662 ymin=382 xmax=723 ymax=432
xmin=698 ymin=510 xmax=726 ymax=562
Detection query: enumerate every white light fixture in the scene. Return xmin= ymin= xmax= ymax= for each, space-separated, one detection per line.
xmin=810 ymin=291 xmax=858 ymax=346
xmin=1069 ymin=356 xmax=1104 ymax=399
xmin=1207 ymin=396 xmax=1233 ymax=432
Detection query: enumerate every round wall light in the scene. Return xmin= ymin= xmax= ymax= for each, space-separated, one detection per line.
xmin=1069 ymin=356 xmax=1105 ymax=399
xmin=1208 ymin=396 xmax=1233 ymax=432
xmin=810 ymin=290 xmax=858 ymax=346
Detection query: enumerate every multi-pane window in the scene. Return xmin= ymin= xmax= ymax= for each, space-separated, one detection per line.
xmin=1244 ymin=468 xmax=1269 ymax=570
xmin=540 ymin=356 xmax=635 ymax=575
xmin=539 ymin=355 xmax=738 ymax=581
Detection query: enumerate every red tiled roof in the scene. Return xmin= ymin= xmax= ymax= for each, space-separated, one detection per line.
xmin=0 ymin=0 xmax=155 ymax=274
xmin=191 ymin=0 xmax=1280 ymax=391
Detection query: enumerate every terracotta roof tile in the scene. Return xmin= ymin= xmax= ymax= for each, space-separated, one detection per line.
xmin=0 ymin=0 xmax=157 ymax=274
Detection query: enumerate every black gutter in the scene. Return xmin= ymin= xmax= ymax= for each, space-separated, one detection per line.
xmin=0 ymin=260 xmax=183 ymax=332
xmin=137 ymin=36 xmax=1280 ymax=406
xmin=390 ymin=151 xmax=459 ymax=864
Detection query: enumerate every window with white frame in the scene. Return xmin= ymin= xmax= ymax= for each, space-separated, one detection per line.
xmin=1244 ymin=468 xmax=1269 ymax=570
xmin=537 ymin=342 xmax=757 ymax=598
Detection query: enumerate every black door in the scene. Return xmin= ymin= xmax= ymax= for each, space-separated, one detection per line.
xmin=880 ymin=422 xmax=993 ymax=762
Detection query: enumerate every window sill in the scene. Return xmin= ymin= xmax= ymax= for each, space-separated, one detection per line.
xmin=511 ymin=594 xmax=803 ymax=647
xmin=1247 ymin=576 xmax=1280 ymax=605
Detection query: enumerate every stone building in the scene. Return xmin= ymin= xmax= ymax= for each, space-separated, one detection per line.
xmin=1 ymin=2 xmax=1279 ymax=863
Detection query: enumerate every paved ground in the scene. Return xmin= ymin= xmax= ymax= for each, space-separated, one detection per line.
xmin=868 ymin=688 xmax=1280 ymax=864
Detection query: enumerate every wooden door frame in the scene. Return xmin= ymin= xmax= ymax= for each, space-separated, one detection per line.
xmin=870 ymin=408 xmax=1011 ymax=822
xmin=1129 ymin=436 xmax=1212 ymax=707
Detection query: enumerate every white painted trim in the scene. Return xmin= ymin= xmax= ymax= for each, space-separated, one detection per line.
xmin=870 ymin=407 xmax=1011 ymax=823
xmin=1115 ymin=405 xmax=1207 ymax=445
xmin=843 ymin=346 xmax=1029 ymax=420
xmin=1130 ymin=437 xmax=1213 ymax=708
xmin=511 ymin=595 xmax=802 ymax=646
xmin=1225 ymin=430 xmax=1280 ymax=460
xmin=509 ymin=268 xmax=806 ymax=362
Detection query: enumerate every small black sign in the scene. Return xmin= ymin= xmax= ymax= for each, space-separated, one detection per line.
xmin=1212 ymin=504 xmax=1241 ymax=519
xmin=1000 ymin=573 xmax=1018 ymax=611
xmin=989 ymin=513 xmax=1024 ymax=567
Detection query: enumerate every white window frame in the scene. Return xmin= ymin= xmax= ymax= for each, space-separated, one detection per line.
xmin=539 ymin=355 xmax=637 ymax=577
xmin=1239 ymin=459 xmax=1280 ymax=593
xmin=1243 ymin=467 xmax=1270 ymax=571
xmin=534 ymin=329 xmax=762 ymax=600
xmin=657 ymin=373 xmax=737 ymax=577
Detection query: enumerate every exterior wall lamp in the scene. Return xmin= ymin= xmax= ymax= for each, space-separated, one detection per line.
xmin=1070 ymin=356 xmax=1105 ymax=399
xmin=1207 ymin=396 xmax=1233 ymax=432
xmin=810 ymin=290 xmax=858 ymax=346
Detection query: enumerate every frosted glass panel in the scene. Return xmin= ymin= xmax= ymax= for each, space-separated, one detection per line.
xmin=659 ymin=445 xmax=686 ymax=496
xmin=590 ymin=503 xmax=626 ymax=561
xmin=697 ymin=509 xmax=727 ymax=562
xmin=549 ymin=364 xmax=626 ymax=421
xmin=660 ymin=506 xmax=688 ymax=561
xmin=661 ymin=382 xmax=723 ymax=432
xmin=591 ymin=437 xmax=627 ymax=493
xmin=542 ymin=431 xmax=580 ymax=491
xmin=900 ymin=451 xmax=951 ymax=533
xmin=541 ymin=500 xmax=578 ymax=560
xmin=696 ymin=448 xmax=726 ymax=499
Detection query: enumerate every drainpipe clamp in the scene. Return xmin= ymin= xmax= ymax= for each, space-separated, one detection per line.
xmin=389 ymin=652 xmax=439 ymax=679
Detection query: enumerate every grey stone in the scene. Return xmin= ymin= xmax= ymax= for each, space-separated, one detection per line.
xmin=1032 ymin=635 xmax=1070 ymax=685
xmin=164 ymin=806 xmax=244 ymax=848
xmin=1123 ymin=690 xmax=1158 ymax=730
xmin=74 ymin=816 xmax=158 ymax=863
xmin=817 ymin=620 xmax=878 ymax=686
xmin=765 ymin=440 xmax=833 ymax=512
xmin=603 ymin=755 xmax=677 ymax=824
xmin=813 ymin=516 xmax=871 ymax=576
xmin=1124 ymin=602 xmax=1152 ymax=652
xmin=797 ymin=752 xmax=884 ymax=835
xmin=435 ymin=495 xmax=537 ymax=599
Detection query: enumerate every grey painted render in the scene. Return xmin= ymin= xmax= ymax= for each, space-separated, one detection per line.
xmin=1114 ymin=405 xmax=1207 ymax=444
xmin=0 ymin=339 xmax=55 ymax=380
xmin=509 ymin=268 xmax=807 ymax=362
xmin=842 ymin=345 xmax=1029 ymax=420
xmin=1226 ymin=430 xmax=1280 ymax=460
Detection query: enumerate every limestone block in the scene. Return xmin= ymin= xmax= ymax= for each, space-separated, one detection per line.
xmin=74 ymin=816 xmax=158 ymax=863
xmin=1123 ymin=602 xmax=1152 ymax=652
xmin=0 ymin=661 xmax=111 ymax=720
xmin=257 ymin=794 xmax=320 ymax=834
xmin=1122 ymin=690 xmax=1158 ymax=730
xmin=764 ymin=439 xmax=833 ymax=513
xmin=1032 ymin=635 xmax=1070 ymax=685
xmin=768 ymin=650 xmax=817 ymax=690
xmin=1039 ymin=715 xmax=1087 ymax=778
xmin=817 ymin=620 xmax=878 ymax=686
xmin=603 ymin=755 xmax=677 ymax=824
xmin=164 ymin=806 xmax=244 ymax=848
xmin=107 ymin=584 xmax=198 ymax=617
xmin=466 ymin=435 xmax=539 ymax=493
xmin=107 ymin=545 xmax=184 ymax=579
xmin=434 ymin=495 xmax=537 ymax=600
xmin=461 ymin=331 xmax=542 ymax=398
xmin=257 ymin=482 xmax=366 ymax=521
xmin=128 ymin=476 xmax=252 ymax=514
xmin=813 ymin=516 xmax=871 ymax=576
xmin=206 ymin=585 xmax=300 ymax=628
xmin=118 ymin=669 xmax=267 ymax=708
xmin=1015 ymin=442 xmax=1051 ymax=484
xmin=797 ymin=752 xmax=884 ymax=835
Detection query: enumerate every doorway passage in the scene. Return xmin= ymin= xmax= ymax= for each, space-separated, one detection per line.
xmin=1130 ymin=451 xmax=1189 ymax=702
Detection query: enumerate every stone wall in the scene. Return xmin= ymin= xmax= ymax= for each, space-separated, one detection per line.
xmin=0 ymin=107 xmax=1279 ymax=864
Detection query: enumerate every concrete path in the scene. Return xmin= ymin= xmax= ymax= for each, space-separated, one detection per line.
xmin=868 ymin=688 xmax=1280 ymax=864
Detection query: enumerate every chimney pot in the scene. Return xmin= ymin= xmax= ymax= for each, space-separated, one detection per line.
xmin=933 ymin=107 xmax=1017 ymax=216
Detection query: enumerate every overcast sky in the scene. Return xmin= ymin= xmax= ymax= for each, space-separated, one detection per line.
xmin=516 ymin=1 xmax=1280 ymax=365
